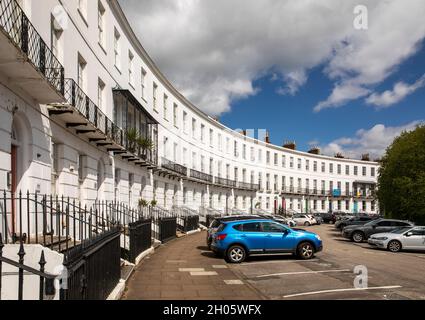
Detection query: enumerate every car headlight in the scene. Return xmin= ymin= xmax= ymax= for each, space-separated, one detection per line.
xmin=374 ymin=237 xmax=388 ymax=241
xmin=315 ymin=235 xmax=322 ymax=241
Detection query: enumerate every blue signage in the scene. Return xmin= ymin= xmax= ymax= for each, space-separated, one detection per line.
xmin=332 ymin=189 xmax=341 ymax=197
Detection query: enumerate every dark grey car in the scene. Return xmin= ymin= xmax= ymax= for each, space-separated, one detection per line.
xmin=342 ymin=219 xmax=414 ymax=243
xmin=335 ymin=216 xmax=376 ymax=230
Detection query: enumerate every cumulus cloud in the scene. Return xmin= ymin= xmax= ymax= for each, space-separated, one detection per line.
xmin=319 ymin=120 xmax=423 ymax=159
xmin=120 ymin=0 xmax=425 ymax=115
xmin=365 ymin=74 xmax=425 ymax=108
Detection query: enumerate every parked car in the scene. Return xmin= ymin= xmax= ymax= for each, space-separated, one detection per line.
xmin=211 ymin=219 xmax=323 ymax=263
xmin=335 ymin=216 xmax=376 ymax=230
xmin=292 ymin=214 xmax=315 ymax=226
xmin=313 ymin=214 xmax=324 ymax=225
xmin=368 ymin=226 xmax=425 ymax=252
xmin=306 ymin=214 xmax=319 ymax=225
xmin=321 ymin=212 xmax=337 ymax=224
xmin=206 ymin=215 xmax=260 ymax=249
xmin=256 ymin=214 xmax=297 ymax=228
xmin=342 ymin=219 xmax=414 ymax=243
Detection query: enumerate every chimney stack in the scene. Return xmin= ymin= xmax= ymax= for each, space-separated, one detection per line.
xmin=265 ymin=131 xmax=270 ymax=144
xmin=308 ymin=147 xmax=320 ymax=155
xmin=361 ymin=153 xmax=370 ymax=161
xmin=283 ymin=140 xmax=296 ymax=150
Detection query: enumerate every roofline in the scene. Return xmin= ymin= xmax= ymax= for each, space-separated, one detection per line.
xmin=109 ymin=0 xmax=379 ymax=166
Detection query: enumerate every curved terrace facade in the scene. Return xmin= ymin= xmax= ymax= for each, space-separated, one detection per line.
xmin=0 ymin=0 xmax=379 ymax=216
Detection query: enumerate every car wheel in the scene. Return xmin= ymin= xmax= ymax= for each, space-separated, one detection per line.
xmin=352 ymin=232 xmax=364 ymax=243
xmin=226 ymin=245 xmax=247 ymax=263
xmin=297 ymin=242 xmax=315 ymax=260
xmin=387 ymin=240 xmax=402 ymax=253
xmin=304 ymin=221 xmax=311 ymax=226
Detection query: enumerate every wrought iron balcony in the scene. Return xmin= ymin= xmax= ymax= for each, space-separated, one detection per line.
xmin=237 ymin=181 xmax=260 ymax=191
xmin=0 ymin=0 xmax=65 ymax=103
xmin=190 ymin=169 xmax=213 ymax=183
xmin=162 ymin=158 xmax=188 ymax=176
xmin=48 ymin=79 xmax=158 ymax=166
xmin=215 ymin=177 xmax=237 ymax=188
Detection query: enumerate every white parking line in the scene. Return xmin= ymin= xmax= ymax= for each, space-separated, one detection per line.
xmin=238 ymin=259 xmax=319 ymax=266
xmin=190 ymin=271 xmax=218 ymax=276
xmin=224 ymin=280 xmax=244 ymax=285
xmin=179 ymin=268 xmax=205 ymax=272
xmin=283 ymin=285 xmax=402 ymax=298
xmin=212 ymin=265 xmax=228 ymax=269
xmin=255 ymin=269 xmax=350 ymax=278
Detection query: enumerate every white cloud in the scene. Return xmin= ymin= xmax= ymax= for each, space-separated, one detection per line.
xmin=120 ymin=0 xmax=425 ymax=115
xmin=365 ymin=74 xmax=425 ymax=108
xmin=319 ymin=120 xmax=423 ymax=159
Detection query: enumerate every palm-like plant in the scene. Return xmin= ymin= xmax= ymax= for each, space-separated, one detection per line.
xmin=126 ymin=128 xmax=139 ymax=153
xmin=137 ymin=136 xmax=154 ymax=159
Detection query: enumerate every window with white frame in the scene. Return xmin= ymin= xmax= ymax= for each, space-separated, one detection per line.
xmin=209 ymin=129 xmax=214 ymax=146
xmin=173 ymin=103 xmax=178 ymax=127
xmin=183 ymin=111 xmax=187 ymax=133
xmin=128 ymin=51 xmax=134 ymax=86
xmin=78 ymin=0 xmax=88 ymax=21
xmin=153 ymin=82 xmax=158 ymax=111
xmin=51 ymin=15 xmax=63 ymax=59
xmin=200 ymin=124 xmax=205 ymax=142
xmin=98 ymin=78 xmax=105 ymax=111
xmin=163 ymin=94 xmax=168 ymax=120
xmin=192 ymin=118 xmax=196 ymax=139
xmin=218 ymin=133 xmax=222 ymax=151
xmin=98 ymin=1 xmax=105 ymax=47
xmin=141 ymin=68 xmax=147 ymax=99
xmin=77 ymin=54 xmax=87 ymax=90
xmin=282 ymin=155 xmax=286 ymax=167
xmin=114 ymin=29 xmax=120 ymax=69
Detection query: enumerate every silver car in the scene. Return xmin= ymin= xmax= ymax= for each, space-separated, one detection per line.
xmin=368 ymin=226 xmax=425 ymax=252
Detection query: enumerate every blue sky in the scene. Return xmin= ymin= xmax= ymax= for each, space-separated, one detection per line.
xmin=220 ymin=39 xmax=425 ymax=155
xmin=121 ymin=0 xmax=425 ymax=159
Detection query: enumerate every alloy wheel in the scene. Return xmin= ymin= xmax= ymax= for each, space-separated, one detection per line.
xmin=228 ymin=246 xmax=245 ymax=263
xmin=388 ymin=240 xmax=401 ymax=252
xmin=352 ymin=232 xmax=364 ymax=243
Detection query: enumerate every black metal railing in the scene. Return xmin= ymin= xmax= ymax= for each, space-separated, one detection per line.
xmin=215 ymin=177 xmax=237 ymax=188
xmin=0 ymin=0 xmax=64 ymax=95
xmin=126 ymin=219 xmax=152 ymax=263
xmin=182 ymin=216 xmax=199 ymax=233
xmin=237 ymin=181 xmax=260 ymax=191
xmin=161 ymin=158 xmax=188 ymax=176
xmin=64 ymin=79 xmax=125 ymax=147
xmin=60 ymin=228 xmax=121 ymax=300
xmin=159 ymin=217 xmax=176 ymax=243
xmin=0 ymin=239 xmax=56 ymax=300
xmin=190 ymin=169 xmax=213 ymax=183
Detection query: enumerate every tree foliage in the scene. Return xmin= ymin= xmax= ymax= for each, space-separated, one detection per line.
xmin=377 ymin=124 xmax=425 ymax=225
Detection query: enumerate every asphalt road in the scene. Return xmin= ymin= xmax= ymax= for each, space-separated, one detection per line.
xmin=231 ymin=224 xmax=425 ymax=300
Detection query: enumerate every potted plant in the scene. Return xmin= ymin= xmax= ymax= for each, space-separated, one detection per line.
xmin=138 ymin=198 xmax=148 ymax=208
xmin=150 ymin=199 xmax=157 ymax=207
xmin=126 ymin=128 xmax=139 ymax=154
xmin=137 ymin=136 xmax=154 ymax=159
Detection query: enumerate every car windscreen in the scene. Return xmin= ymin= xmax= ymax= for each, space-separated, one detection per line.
xmin=390 ymin=227 xmax=412 ymax=234
xmin=210 ymin=220 xmax=221 ymax=228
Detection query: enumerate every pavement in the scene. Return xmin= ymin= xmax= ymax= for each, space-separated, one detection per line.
xmin=122 ymin=232 xmax=263 ymax=300
xmin=123 ymin=225 xmax=425 ymax=300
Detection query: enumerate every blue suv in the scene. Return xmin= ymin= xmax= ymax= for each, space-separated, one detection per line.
xmin=211 ymin=219 xmax=323 ymax=263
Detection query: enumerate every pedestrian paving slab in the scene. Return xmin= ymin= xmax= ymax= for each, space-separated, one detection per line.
xmin=122 ymin=231 xmax=263 ymax=300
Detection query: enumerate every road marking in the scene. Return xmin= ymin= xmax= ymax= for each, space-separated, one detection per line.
xmin=190 ymin=271 xmax=218 ymax=276
xmin=213 ymin=265 xmax=228 ymax=269
xmin=255 ymin=269 xmax=350 ymax=278
xmin=224 ymin=280 xmax=244 ymax=285
xmin=167 ymin=260 xmax=187 ymax=263
xmin=179 ymin=268 xmax=205 ymax=272
xmin=283 ymin=285 xmax=402 ymax=298
xmin=238 ymin=259 xmax=319 ymax=266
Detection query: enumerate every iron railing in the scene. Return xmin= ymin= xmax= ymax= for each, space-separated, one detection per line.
xmin=60 ymin=228 xmax=121 ymax=300
xmin=64 ymin=79 xmax=125 ymax=148
xmin=126 ymin=219 xmax=152 ymax=263
xmin=161 ymin=158 xmax=188 ymax=176
xmin=237 ymin=181 xmax=260 ymax=191
xmin=0 ymin=0 xmax=64 ymax=95
xmin=215 ymin=177 xmax=237 ymax=188
xmin=190 ymin=169 xmax=213 ymax=183
xmin=0 ymin=239 xmax=56 ymax=300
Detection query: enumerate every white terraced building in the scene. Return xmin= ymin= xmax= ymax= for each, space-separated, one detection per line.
xmin=0 ymin=0 xmax=379 ymax=224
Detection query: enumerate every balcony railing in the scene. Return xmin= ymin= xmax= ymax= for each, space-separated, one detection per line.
xmin=0 ymin=0 xmax=64 ymax=96
xmin=64 ymin=79 xmax=124 ymax=145
xmin=215 ymin=177 xmax=236 ymax=188
xmin=190 ymin=169 xmax=213 ymax=183
xmin=162 ymin=158 xmax=188 ymax=176
xmin=237 ymin=182 xmax=260 ymax=191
